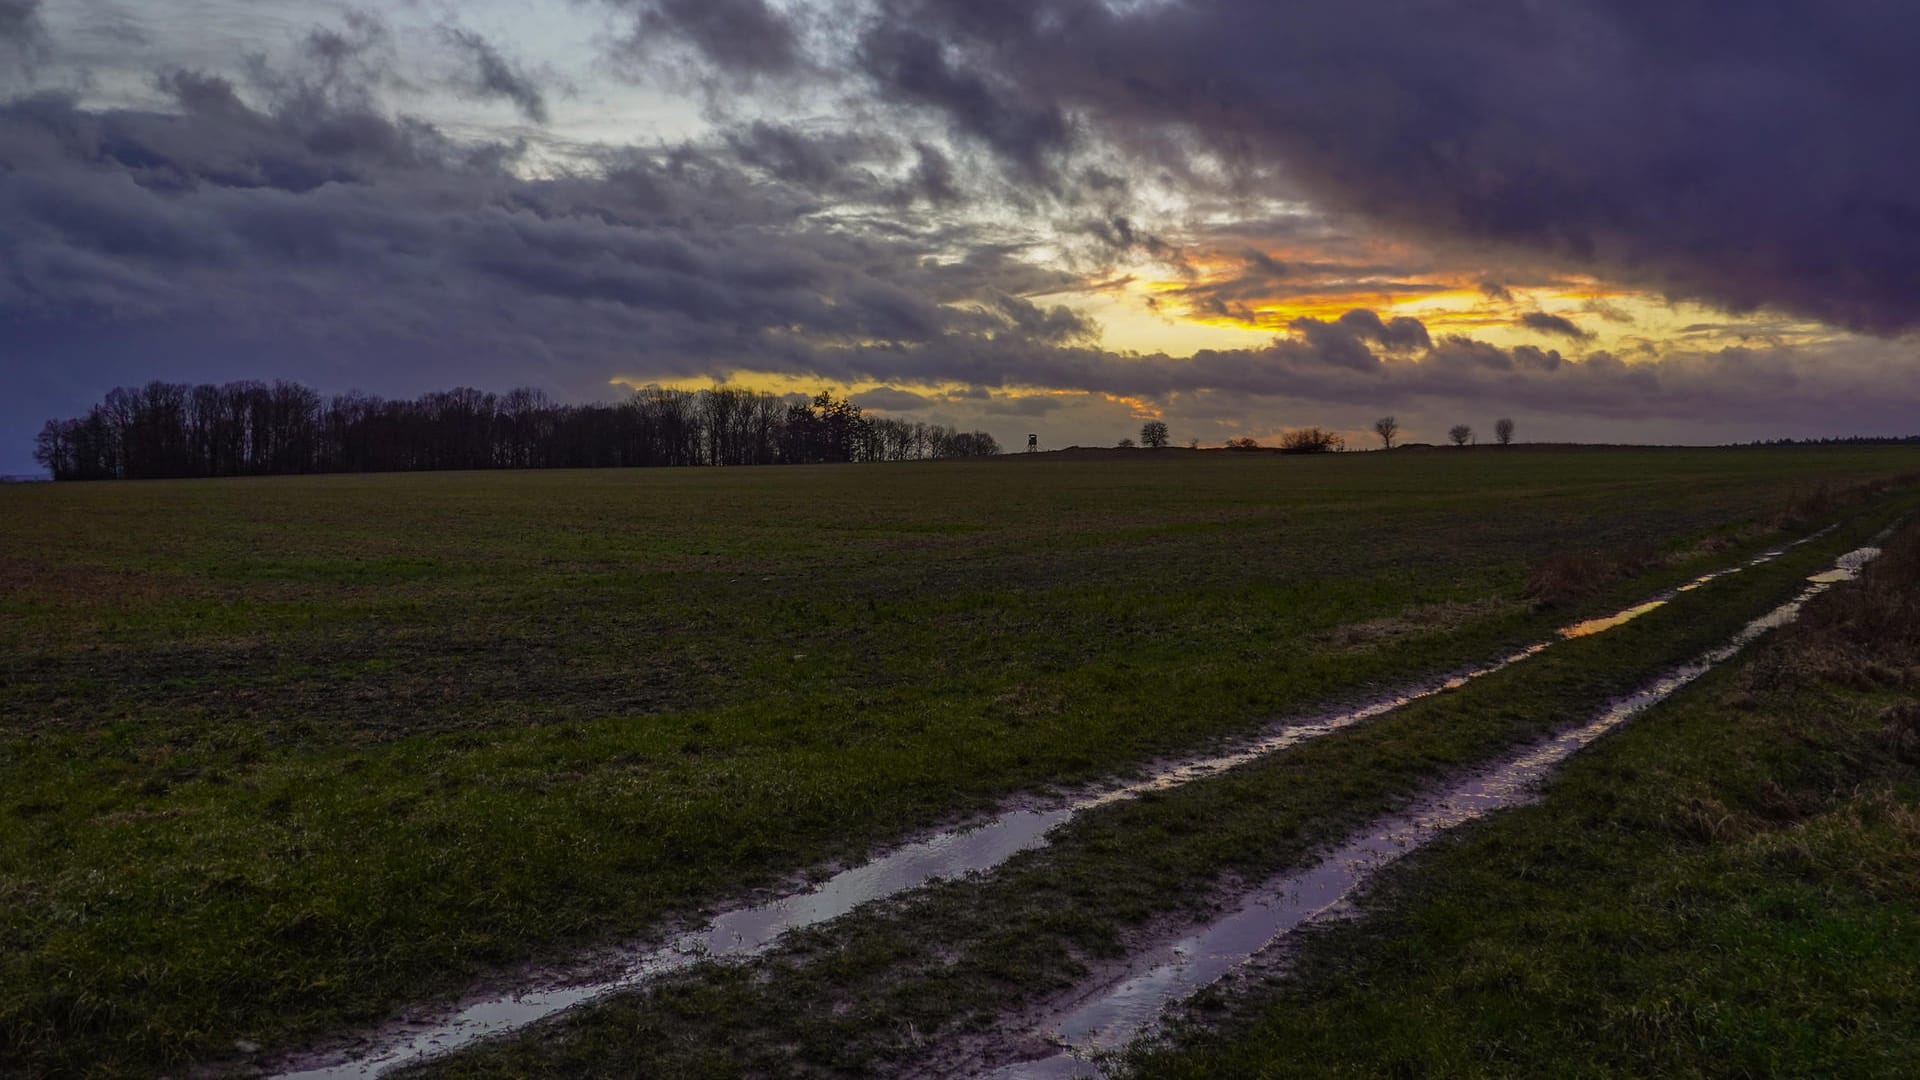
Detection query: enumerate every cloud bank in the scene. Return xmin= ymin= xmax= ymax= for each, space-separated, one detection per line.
xmin=813 ymin=0 xmax=1920 ymax=334
xmin=4 ymin=1 xmax=1920 ymax=469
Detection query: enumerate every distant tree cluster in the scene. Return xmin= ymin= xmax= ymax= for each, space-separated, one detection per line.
xmin=34 ymin=381 xmax=1001 ymax=481
xmin=1450 ymin=418 xmax=1517 ymax=447
xmin=1222 ymin=429 xmax=1346 ymax=453
xmin=1748 ymin=435 xmax=1920 ymax=446
xmin=1374 ymin=415 xmax=1518 ymax=449
xmin=1278 ymin=427 xmax=1344 ymax=453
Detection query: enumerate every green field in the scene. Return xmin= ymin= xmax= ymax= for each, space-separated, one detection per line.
xmin=4 ymin=446 xmax=1920 ymax=1076
xmin=1134 ymin=506 xmax=1920 ymax=1079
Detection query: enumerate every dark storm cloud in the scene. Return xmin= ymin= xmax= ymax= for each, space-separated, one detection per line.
xmin=1331 ymin=309 xmax=1432 ymax=352
xmin=4 ymin=73 xmax=469 ymax=194
xmin=608 ymin=0 xmax=805 ymax=77
xmin=838 ymin=0 xmax=1920 ymax=335
xmin=1518 ymin=312 xmax=1594 ymax=341
xmin=722 ymin=120 xmax=909 ymax=197
xmin=0 ymin=0 xmax=43 ymax=49
xmin=1282 ymin=311 xmax=1424 ymax=369
xmin=901 ymin=140 xmax=959 ymax=205
xmin=854 ymin=22 xmax=1071 ymax=185
xmin=283 ymin=10 xmax=400 ymax=101
xmin=1076 ymin=214 xmax=1176 ymax=262
xmin=982 ymin=289 xmax=1098 ymax=345
xmin=441 ymin=27 xmax=550 ymax=123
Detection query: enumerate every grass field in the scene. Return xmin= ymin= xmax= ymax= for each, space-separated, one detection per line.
xmin=4 ymin=446 xmax=1920 ymax=1076
xmin=1133 ymin=497 xmax=1920 ymax=1079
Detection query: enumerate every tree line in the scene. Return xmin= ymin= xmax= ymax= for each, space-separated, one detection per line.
xmin=33 ymin=382 xmax=1002 ymax=481
xmin=1747 ymin=435 xmax=1920 ymax=447
xmin=1374 ymin=416 xmax=1515 ymax=449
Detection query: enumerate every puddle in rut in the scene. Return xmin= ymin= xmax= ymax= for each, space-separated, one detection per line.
xmin=275 ymin=638 xmax=1575 ymax=1079
xmin=1808 ymin=545 xmax=1879 ymax=584
xmin=269 ymin=530 xmax=1843 ymax=1079
xmin=273 ymin=809 xmax=1073 ymax=1080
xmin=995 ymin=544 xmax=1883 ymax=1079
xmin=1556 ymin=526 xmax=1833 ymax=639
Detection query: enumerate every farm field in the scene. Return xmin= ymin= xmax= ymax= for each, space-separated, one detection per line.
xmin=3 ymin=446 xmax=1920 ymax=1076
xmin=1131 ymin=514 xmax=1920 ymax=1079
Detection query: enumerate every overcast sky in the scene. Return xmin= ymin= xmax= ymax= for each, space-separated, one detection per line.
xmin=4 ymin=0 xmax=1920 ymax=472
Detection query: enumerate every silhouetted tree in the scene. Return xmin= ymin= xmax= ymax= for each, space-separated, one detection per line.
xmin=778 ymin=391 xmax=873 ymax=463
xmin=1140 ymin=420 xmax=1170 ymax=448
xmin=1495 ymin=417 xmax=1516 ymax=446
xmin=32 ymin=420 xmax=74 ymax=480
xmin=1373 ymin=415 xmax=1399 ymax=449
xmin=1449 ymin=424 xmax=1474 ymax=447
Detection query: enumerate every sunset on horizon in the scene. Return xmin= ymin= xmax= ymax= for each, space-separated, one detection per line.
xmin=7 ymin=1 xmax=1920 ymax=472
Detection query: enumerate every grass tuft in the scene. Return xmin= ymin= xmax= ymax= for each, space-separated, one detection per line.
xmin=1877 ymin=701 xmax=1920 ymax=764
xmin=1522 ymin=544 xmax=1661 ymax=609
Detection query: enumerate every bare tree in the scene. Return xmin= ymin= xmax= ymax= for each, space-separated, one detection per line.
xmin=1373 ymin=415 xmax=1399 ymax=449
xmin=1117 ymin=437 xmax=1136 ymax=448
xmin=1494 ymin=417 xmax=1516 ymax=446
xmin=1449 ymin=424 xmax=1474 ymax=447
xmin=1140 ymin=420 xmax=1170 ymax=448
